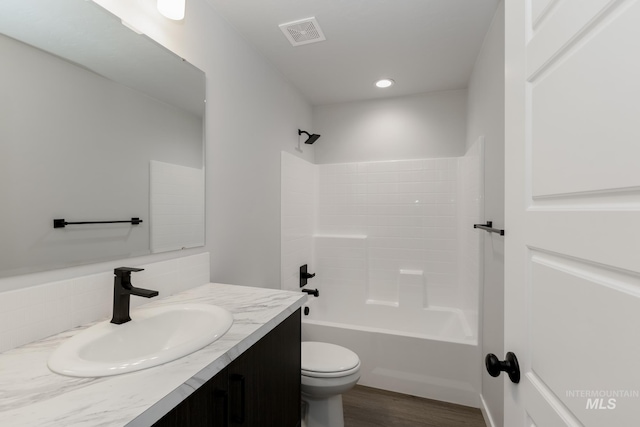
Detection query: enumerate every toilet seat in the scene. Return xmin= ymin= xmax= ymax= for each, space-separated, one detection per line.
xmin=302 ymin=341 xmax=361 ymax=378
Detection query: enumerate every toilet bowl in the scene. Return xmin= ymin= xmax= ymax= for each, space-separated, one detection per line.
xmin=301 ymin=341 xmax=361 ymax=427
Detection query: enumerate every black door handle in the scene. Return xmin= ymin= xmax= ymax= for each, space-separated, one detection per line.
xmin=485 ymin=352 xmax=520 ymax=384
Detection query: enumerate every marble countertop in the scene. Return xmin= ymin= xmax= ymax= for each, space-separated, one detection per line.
xmin=0 ymin=283 xmax=306 ymax=426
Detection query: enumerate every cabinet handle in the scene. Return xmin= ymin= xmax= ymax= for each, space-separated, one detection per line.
xmin=213 ymin=389 xmax=228 ymax=425
xmin=230 ymin=374 xmax=246 ymax=424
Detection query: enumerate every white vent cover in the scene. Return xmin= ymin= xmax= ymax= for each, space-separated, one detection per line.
xmin=279 ymin=17 xmax=326 ymax=46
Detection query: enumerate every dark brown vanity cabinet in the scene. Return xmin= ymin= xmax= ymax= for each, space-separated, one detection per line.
xmin=154 ymin=309 xmax=301 ymax=427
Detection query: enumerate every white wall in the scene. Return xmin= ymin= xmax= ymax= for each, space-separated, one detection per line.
xmin=466 ymin=2 xmax=505 ymax=426
xmin=281 ymin=152 xmax=317 ymax=292
xmin=313 ymin=90 xmax=467 ymax=164
xmin=0 ymin=252 xmax=210 ymax=353
xmin=92 ymin=0 xmax=315 ymax=288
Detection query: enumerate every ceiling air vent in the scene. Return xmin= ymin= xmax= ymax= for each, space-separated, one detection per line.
xmin=279 ymin=17 xmax=326 ymax=47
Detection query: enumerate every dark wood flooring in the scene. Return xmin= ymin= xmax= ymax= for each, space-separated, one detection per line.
xmin=343 ymin=385 xmax=487 ymax=427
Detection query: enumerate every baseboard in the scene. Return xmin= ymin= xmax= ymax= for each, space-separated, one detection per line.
xmin=480 ymin=394 xmax=497 ymax=427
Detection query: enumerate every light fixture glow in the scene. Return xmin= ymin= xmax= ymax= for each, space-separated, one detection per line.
xmin=157 ymin=0 xmax=185 ymax=20
xmin=375 ymin=78 xmax=395 ymax=88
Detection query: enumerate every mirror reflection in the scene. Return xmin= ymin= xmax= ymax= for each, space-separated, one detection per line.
xmin=0 ymin=0 xmax=206 ymax=278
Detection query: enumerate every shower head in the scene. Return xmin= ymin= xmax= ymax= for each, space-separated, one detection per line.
xmin=298 ymin=129 xmax=321 ymax=144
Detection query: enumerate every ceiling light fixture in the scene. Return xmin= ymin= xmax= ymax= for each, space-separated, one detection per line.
xmin=375 ymin=78 xmax=395 ymax=88
xmin=157 ymin=0 xmax=185 ymax=20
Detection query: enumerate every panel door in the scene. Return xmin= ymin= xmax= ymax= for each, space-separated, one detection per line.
xmin=504 ymin=0 xmax=640 ymax=426
xmin=228 ymin=309 xmax=301 ymax=427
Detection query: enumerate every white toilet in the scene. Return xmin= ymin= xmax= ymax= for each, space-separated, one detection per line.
xmin=301 ymin=341 xmax=361 ymax=427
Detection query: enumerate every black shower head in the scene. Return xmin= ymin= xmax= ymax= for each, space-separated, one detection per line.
xmin=298 ymin=129 xmax=321 ymax=144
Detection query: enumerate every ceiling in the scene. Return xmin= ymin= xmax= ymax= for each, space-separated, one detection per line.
xmin=205 ymin=0 xmax=500 ymax=106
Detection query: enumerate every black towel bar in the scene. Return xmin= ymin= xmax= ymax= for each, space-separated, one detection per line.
xmin=473 ymin=221 xmax=505 ymax=236
xmin=53 ymin=218 xmax=143 ymax=228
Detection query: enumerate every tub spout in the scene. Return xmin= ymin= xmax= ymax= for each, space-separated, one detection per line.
xmin=302 ymin=288 xmax=319 ymax=297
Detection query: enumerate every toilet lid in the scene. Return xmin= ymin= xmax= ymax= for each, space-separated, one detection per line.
xmin=301 ymin=341 xmax=360 ymax=376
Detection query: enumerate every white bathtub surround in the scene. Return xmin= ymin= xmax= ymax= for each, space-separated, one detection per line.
xmin=305 ymin=296 xmax=473 ymax=344
xmin=397 ymin=269 xmax=427 ymax=309
xmin=282 ymin=155 xmax=480 ymax=330
xmin=0 ymin=283 xmax=306 ymax=426
xmin=281 ymin=152 xmax=484 ymax=407
xmin=457 ymin=138 xmax=484 ymax=335
xmin=0 ymin=253 xmax=210 ymax=354
xmin=281 ymin=152 xmax=318 ymax=292
xmin=317 ymin=158 xmax=460 ymax=308
xmin=303 ymin=320 xmax=478 ymax=407
xmin=313 ymin=234 xmax=368 ymax=311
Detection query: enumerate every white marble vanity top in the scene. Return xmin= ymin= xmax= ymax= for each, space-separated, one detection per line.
xmin=0 ymin=283 xmax=306 ymax=426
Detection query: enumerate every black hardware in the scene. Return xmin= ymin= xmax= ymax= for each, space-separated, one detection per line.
xmin=298 ymin=129 xmax=321 ymax=144
xmin=213 ymin=388 xmax=229 ymax=425
xmin=53 ymin=217 xmax=143 ymax=228
xmin=111 ymin=267 xmax=158 ymax=324
xmin=474 ymin=221 xmax=505 ymax=236
xmin=485 ymin=352 xmax=520 ymax=384
xmin=304 ymin=306 xmax=310 ymax=316
xmin=230 ymin=373 xmax=246 ymax=424
xmin=302 ymin=288 xmax=319 ymax=297
xmin=300 ymin=264 xmax=316 ymax=287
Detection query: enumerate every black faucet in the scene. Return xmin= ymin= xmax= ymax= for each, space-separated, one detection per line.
xmin=302 ymin=288 xmax=319 ymax=297
xmin=111 ymin=267 xmax=158 ymax=324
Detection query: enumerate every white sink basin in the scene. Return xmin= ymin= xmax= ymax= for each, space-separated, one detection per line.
xmin=48 ymin=304 xmax=233 ymax=377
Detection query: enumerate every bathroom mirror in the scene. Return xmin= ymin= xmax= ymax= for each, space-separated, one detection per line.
xmin=0 ymin=0 xmax=206 ymax=278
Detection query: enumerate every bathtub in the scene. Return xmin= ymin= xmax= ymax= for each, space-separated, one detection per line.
xmin=302 ymin=296 xmax=481 ymax=408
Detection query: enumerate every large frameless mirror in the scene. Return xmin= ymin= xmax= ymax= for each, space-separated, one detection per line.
xmin=0 ymin=0 xmax=206 ymax=278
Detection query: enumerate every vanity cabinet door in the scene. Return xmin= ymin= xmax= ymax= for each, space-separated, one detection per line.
xmin=154 ymin=367 xmax=229 ymax=427
xmin=152 ymin=308 xmax=301 ymax=427
xmin=228 ymin=308 xmax=301 ymax=427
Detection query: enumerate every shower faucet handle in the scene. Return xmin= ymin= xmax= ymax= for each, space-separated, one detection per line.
xmin=300 ymin=264 xmax=316 ymax=287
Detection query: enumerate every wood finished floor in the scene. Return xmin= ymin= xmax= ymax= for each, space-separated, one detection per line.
xmin=343 ymin=385 xmax=486 ymax=427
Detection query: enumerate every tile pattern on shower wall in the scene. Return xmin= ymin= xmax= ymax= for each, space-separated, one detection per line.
xmin=281 ymin=152 xmax=317 ymax=292
xmin=313 ymin=235 xmax=367 ymax=322
xmin=0 ymin=253 xmax=210 ymax=353
xmin=317 ymin=158 xmax=459 ymax=307
xmin=457 ymin=139 xmax=483 ymax=334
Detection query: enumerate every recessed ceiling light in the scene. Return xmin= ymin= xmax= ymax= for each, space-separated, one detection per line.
xmin=375 ymin=79 xmax=395 ymax=88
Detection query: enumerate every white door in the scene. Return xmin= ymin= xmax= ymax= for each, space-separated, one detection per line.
xmin=504 ymin=0 xmax=640 ymax=426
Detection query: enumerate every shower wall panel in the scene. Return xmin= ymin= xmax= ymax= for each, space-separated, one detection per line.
xmin=316 ymin=158 xmax=459 ymax=308
xmin=281 ymin=152 xmax=317 ymax=292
